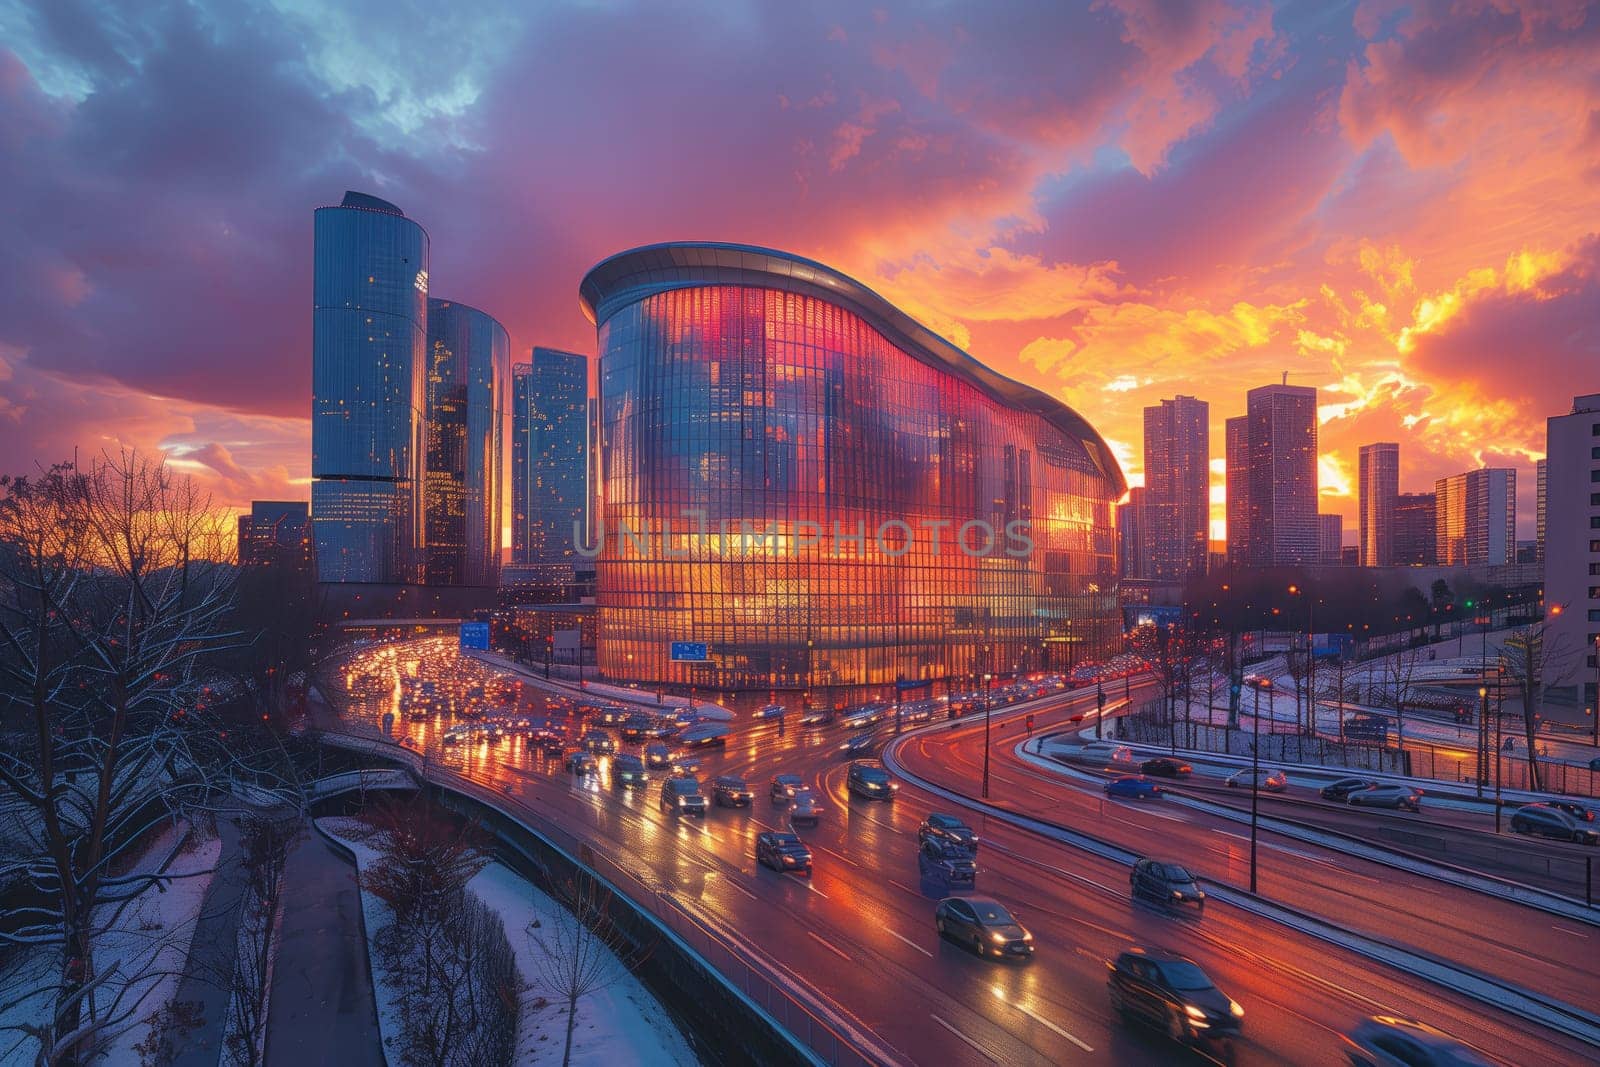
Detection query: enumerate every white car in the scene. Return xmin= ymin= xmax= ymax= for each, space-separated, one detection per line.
xmin=1227 ymin=768 xmax=1288 ymax=792
xmin=1077 ymin=741 xmax=1135 ymax=767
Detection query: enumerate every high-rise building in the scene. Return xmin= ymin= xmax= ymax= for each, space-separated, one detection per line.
xmin=238 ymin=501 xmax=312 ymax=571
xmin=1393 ymin=493 xmax=1437 ymax=566
xmin=1141 ymin=396 xmax=1209 ymax=581
xmin=1358 ymin=442 xmax=1399 ymax=567
xmin=511 ymin=348 xmax=589 ymax=566
xmin=424 ymin=299 xmax=509 ymax=587
xmin=1434 ymin=468 xmax=1516 ymax=566
xmin=310 ymin=191 xmax=428 ymax=583
xmin=1225 ymin=415 xmax=1250 ymax=567
xmin=1542 ymin=394 xmax=1600 ymax=710
xmin=1319 ymin=513 xmax=1344 ymax=565
xmin=581 ymin=242 xmax=1124 ymax=688
xmin=1118 ymin=487 xmax=1147 ymax=580
xmin=1244 ymin=383 xmax=1319 ymax=566
xmin=587 ymin=396 xmax=602 ymax=549
xmin=1536 ymin=457 xmax=1548 ymax=567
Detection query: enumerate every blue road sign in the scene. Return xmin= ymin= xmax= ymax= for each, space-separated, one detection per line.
xmin=670 ymin=641 xmax=709 ymax=662
xmin=459 ymin=622 xmax=490 ymax=651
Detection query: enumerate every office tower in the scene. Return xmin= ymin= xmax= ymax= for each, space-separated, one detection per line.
xmin=1433 ymin=468 xmax=1516 ymax=566
xmin=238 ymin=501 xmax=312 ymax=571
xmin=1141 ymin=396 xmax=1210 ymax=580
xmin=1225 ymin=415 xmax=1250 ymax=566
xmin=1319 ymin=513 xmax=1344 ymax=565
xmin=588 ymin=396 xmax=602 ymax=549
xmin=1245 ymin=383 xmax=1319 ymax=566
xmin=511 ymin=348 xmax=589 ymax=565
xmin=1358 ymin=442 xmax=1399 ymax=567
xmin=1393 ymin=493 xmax=1437 ymax=565
xmin=1536 ymin=457 xmax=1548 ymax=567
xmin=423 ymin=299 xmax=509 ymax=587
xmin=1542 ymin=394 xmax=1600 ymax=709
xmin=310 ymin=191 xmax=428 ymax=583
xmin=1118 ymin=487 xmax=1147 ymax=580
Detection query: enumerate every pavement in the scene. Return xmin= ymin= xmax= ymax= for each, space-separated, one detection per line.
xmin=264 ymin=833 xmax=384 ymax=1067
xmin=165 ymin=818 xmax=247 ymax=1067
xmin=313 ymin=638 xmax=1598 ymax=1066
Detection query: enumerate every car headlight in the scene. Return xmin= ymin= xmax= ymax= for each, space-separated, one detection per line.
xmin=1229 ymin=1000 xmax=1244 ymax=1018
xmin=1184 ymin=1005 xmax=1207 ymax=1021
xmin=990 ymin=932 xmax=1007 ymax=944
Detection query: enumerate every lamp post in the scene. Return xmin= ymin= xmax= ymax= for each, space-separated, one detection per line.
xmin=982 ymin=672 xmax=994 ymax=798
xmin=1096 ymin=681 xmax=1106 ymax=739
xmin=1592 ymin=635 xmax=1599 ymax=749
xmin=1494 ymin=696 xmax=1504 ymax=833
xmin=1250 ymin=678 xmax=1263 ymax=894
xmin=1476 ymin=686 xmax=1489 ymax=797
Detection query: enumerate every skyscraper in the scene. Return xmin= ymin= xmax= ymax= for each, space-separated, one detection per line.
xmin=1358 ymin=442 xmax=1399 ymax=567
xmin=1542 ymin=394 xmax=1599 ymax=709
xmin=1141 ymin=396 xmax=1209 ymax=581
xmin=1393 ymin=493 xmax=1437 ymax=565
xmin=424 ymin=299 xmax=509 ymax=587
xmin=1319 ymin=513 xmax=1344 ymax=565
xmin=587 ymin=396 xmax=602 ymax=549
xmin=1225 ymin=415 xmax=1250 ymax=566
xmin=1536 ymin=457 xmax=1548 ymax=567
xmin=511 ymin=348 xmax=589 ymax=565
xmin=310 ymin=191 xmax=428 ymax=584
xmin=1118 ymin=487 xmax=1147 ymax=580
xmin=1245 ymin=383 xmax=1319 ymax=566
xmin=238 ymin=501 xmax=312 ymax=571
xmin=1434 ymin=468 xmax=1516 ymax=566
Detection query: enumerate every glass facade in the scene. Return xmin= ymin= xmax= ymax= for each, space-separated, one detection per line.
xmin=511 ymin=348 xmax=590 ymax=565
xmin=580 ymin=244 xmax=1125 ymax=691
xmin=311 ymin=191 xmax=428 ymax=583
xmin=424 ymin=299 xmax=509 ymax=587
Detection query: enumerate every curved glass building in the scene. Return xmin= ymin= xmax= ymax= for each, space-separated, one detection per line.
xmin=425 ymin=299 xmax=509 ymax=587
xmin=311 ymin=191 xmax=429 ymax=583
xmin=580 ymin=243 xmax=1125 ymax=691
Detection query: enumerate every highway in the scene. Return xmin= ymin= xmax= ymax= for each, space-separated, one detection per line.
xmin=323 ymin=639 xmax=1595 ymax=1066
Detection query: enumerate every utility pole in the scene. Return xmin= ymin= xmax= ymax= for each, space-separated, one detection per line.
xmin=1250 ymin=679 xmax=1262 ymax=894
xmin=1096 ymin=681 xmax=1106 ymax=739
xmin=982 ymin=672 xmax=994 ymax=798
xmin=1494 ymin=697 xmax=1504 ymax=833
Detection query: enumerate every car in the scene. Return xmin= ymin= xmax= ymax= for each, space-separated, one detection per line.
xmin=1226 ymin=767 xmax=1287 ymax=792
xmin=1140 ymin=757 xmax=1192 ymax=778
xmin=658 ymin=776 xmax=707 ymax=817
xmin=1590 ymin=756 xmax=1600 ymax=772
xmin=919 ymin=837 xmax=977 ymax=888
xmin=564 ymin=751 xmax=598 ymax=775
xmin=788 ymin=788 xmax=824 ymax=827
xmin=1076 ymin=741 xmax=1136 ymax=767
xmin=837 ymin=732 xmax=877 ymax=758
xmin=841 ymin=704 xmax=888 ymax=729
xmin=1321 ymin=776 xmax=1378 ymax=801
xmin=711 ymin=775 xmax=753 ymax=808
xmin=1510 ymin=805 xmax=1600 ymax=844
xmin=1130 ymin=858 xmax=1205 ymax=910
xmin=669 ymin=754 xmax=703 ymax=779
xmin=918 ymin=814 xmax=979 ymax=853
xmin=898 ymin=701 xmax=935 ymax=724
xmin=757 ymin=703 xmax=786 ymax=720
xmin=611 ymin=753 xmax=649 ymax=789
xmin=770 ymin=774 xmax=805 ymax=804
xmin=1347 ymin=784 xmax=1423 ymax=812
xmin=1341 ymin=1015 xmax=1494 ymax=1066
xmin=755 ymin=831 xmax=812 ymax=875
xmin=1105 ymin=775 xmax=1165 ymax=800
xmin=1107 ymin=947 xmax=1242 ymax=1047
xmin=799 ymin=708 xmax=834 ymax=727
xmin=643 ymin=742 xmax=672 ymax=770
xmin=620 ymin=714 xmax=658 ymax=742
xmin=847 ymin=760 xmax=899 ymax=800
xmin=582 ymin=730 xmax=617 ymax=756
xmin=1542 ymin=799 xmax=1596 ymax=823
xmin=933 ymin=896 xmax=1033 ymax=959
xmin=593 ymin=705 xmax=630 ymax=727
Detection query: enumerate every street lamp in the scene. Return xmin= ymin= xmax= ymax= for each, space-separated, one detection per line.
xmin=1250 ymin=677 xmax=1265 ymax=894
xmin=1096 ymin=680 xmax=1106 ymax=739
xmin=981 ymin=672 xmax=994 ymax=798
xmin=1494 ymin=695 xmax=1504 ymax=833
xmin=1476 ymin=686 xmax=1489 ymax=797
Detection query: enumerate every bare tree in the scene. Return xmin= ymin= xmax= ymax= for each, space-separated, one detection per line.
xmin=0 ymin=451 xmax=257 ymax=1065
xmin=528 ymin=871 xmax=651 ymax=1067
xmin=1500 ymin=618 xmax=1579 ymax=793
xmin=1381 ymin=644 xmax=1425 ymax=747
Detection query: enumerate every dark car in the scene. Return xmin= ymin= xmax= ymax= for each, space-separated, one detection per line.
xmin=1105 ymin=775 xmax=1164 ymax=800
xmin=1141 ymin=757 xmax=1192 ymax=778
xmin=658 ymin=776 xmax=707 ymax=817
xmin=847 ymin=760 xmax=899 ymax=800
xmin=620 ymin=715 xmax=657 ymax=742
xmin=593 ymin=705 xmax=630 ymax=727
xmin=918 ymin=813 xmax=979 ymax=852
xmin=755 ymin=831 xmax=812 ymax=875
xmin=934 ymin=896 xmax=1033 ymax=959
xmin=1543 ymin=799 xmax=1596 ymax=823
xmin=529 ymin=730 xmax=566 ymax=758
xmin=643 ymin=742 xmax=672 ymax=770
xmin=563 ymin=751 xmax=598 ymax=775
xmin=582 ymin=730 xmax=617 ymax=756
xmin=1347 ymin=784 xmax=1423 ymax=812
xmin=1342 ymin=1015 xmax=1494 ymax=1066
xmin=611 ymin=753 xmax=648 ymax=789
xmin=919 ymin=838 xmax=977 ymax=888
xmin=1510 ymin=805 xmax=1600 ymax=844
xmin=1321 ymin=777 xmax=1378 ymax=801
xmin=1130 ymin=858 xmax=1205 ymax=910
xmin=1107 ymin=948 xmax=1242 ymax=1048
xmin=837 ymin=732 xmax=878 ymax=759
xmin=711 ymin=775 xmax=753 ymax=808
xmin=770 ymin=773 xmax=805 ymax=804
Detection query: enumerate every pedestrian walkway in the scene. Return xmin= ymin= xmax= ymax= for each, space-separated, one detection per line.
xmin=264 ymin=834 xmax=384 ymax=1067
xmin=167 ymin=817 xmax=246 ymax=1067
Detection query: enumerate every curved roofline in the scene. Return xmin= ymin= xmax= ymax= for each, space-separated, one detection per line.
xmin=578 ymin=241 xmax=1124 ymax=493
xmin=426 ymin=296 xmax=508 ymax=334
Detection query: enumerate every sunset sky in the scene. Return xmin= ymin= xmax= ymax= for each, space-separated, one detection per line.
xmin=2 ymin=0 xmax=1596 ymax=544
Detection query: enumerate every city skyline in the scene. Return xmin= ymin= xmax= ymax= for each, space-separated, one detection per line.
xmin=1 ymin=2 xmax=1592 ymax=545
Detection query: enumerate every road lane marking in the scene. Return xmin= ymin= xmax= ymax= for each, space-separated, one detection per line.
xmin=990 ymin=988 xmax=1093 ymax=1053
xmin=1553 ymin=924 xmax=1591 ymax=939
xmin=929 ymin=1014 xmax=996 ymax=1062
xmin=887 ymin=928 xmax=934 ymax=958
xmin=807 ymin=930 xmax=852 ymax=962
xmin=719 ymin=877 xmax=759 ymax=902
xmin=805 ymin=881 xmax=829 ymax=899
xmin=888 ymin=879 xmax=921 ymax=898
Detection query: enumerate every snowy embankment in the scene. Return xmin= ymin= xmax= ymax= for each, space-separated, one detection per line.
xmin=318 ymin=817 xmax=699 ymax=1066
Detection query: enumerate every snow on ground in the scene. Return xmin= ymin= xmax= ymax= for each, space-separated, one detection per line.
xmin=317 ymin=816 xmax=698 ymax=1067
